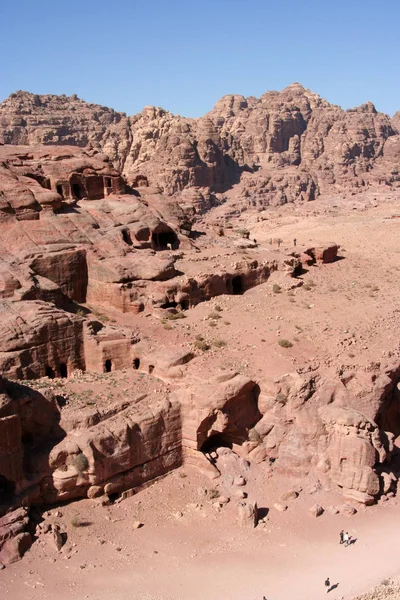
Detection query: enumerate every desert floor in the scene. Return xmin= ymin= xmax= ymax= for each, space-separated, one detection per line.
xmin=2 ymin=190 xmax=400 ymax=600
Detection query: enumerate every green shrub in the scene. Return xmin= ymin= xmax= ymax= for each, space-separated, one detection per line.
xmin=208 ymin=311 xmax=222 ymax=320
xmin=278 ymin=339 xmax=293 ymax=348
xmin=73 ymin=453 xmax=89 ymax=474
xmin=248 ymin=427 xmax=263 ymax=443
xmin=214 ymin=305 xmax=223 ymax=312
xmin=207 ymin=489 xmax=220 ymax=500
xmin=166 ymin=312 xmax=186 ymax=320
xmin=71 ymin=514 xmax=82 ymax=528
xmin=276 ymin=392 xmax=288 ymax=405
xmin=212 ymin=339 xmax=227 ymax=348
xmin=195 ymin=339 xmax=210 ymax=351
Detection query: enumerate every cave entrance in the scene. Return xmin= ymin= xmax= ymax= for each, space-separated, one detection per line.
xmin=180 ymin=298 xmax=189 ymax=310
xmin=0 ymin=476 xmax=15 ymax=503
xmin=72 ymin=183 xmax=84 ymax=200
xmin=200 ymin=434 xmax=233 ymax=454
xmin=46 ymin=366 xmax=55 ymax=379
xmin=105 ymin=177 xmax=112 ymax=188
xmin=151 ymin=230 xmax=179 ymax=251
xmin=160 ymin=300 xmax=178 ymax=309
xmin=104 ymin=359 xmax=112 ymax=373
xmin=121 ymin=229 xmax=132 ymax=245
xmin=60 ymin=363 xmax=68 ymax=378
xmin=133 ymin=358 xmax=140 ymax=370
xmin=232 ymin=275 xmax=244 ymax=295
xmin=148 ymin=365 xmax=155 ymax=374
xmin=56 ymin=184 xmax=64 ymax=197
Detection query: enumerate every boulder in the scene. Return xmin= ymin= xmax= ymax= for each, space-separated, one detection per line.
xmin=308 ymin=504 xmax=324 ymax=517
xmin=237 ymin=502 xmax=258 ymax=528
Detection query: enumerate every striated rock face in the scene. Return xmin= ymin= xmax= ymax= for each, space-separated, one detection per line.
xmin=246 ymin=364 xmax=400 ymax=504
xmin=0 ymin=367 xmax=261 ymax=508
xmin=1 ymin=84 xmax=399 ymax=204
xmin=0 ymin=91 xmax=132 ymax=170
xmin=0 ymin=508 xmax=32 ymax=565
xmin=0 ymin=300 xmax=85 ymax=379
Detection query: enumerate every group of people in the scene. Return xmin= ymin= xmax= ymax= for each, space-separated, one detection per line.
xmin=339 ymin=530 xmax=351 ymax=546
xmin=268 ymin=238 xmax=297 ymax=247
xmin=263 ymin=529 xmax=355 ymax=598
xmin=323 ymin=531 xmax=354 ymax=594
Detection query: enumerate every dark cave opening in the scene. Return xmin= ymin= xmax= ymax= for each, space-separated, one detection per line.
xmin=232 ymin=275 xmax=244 ymax=295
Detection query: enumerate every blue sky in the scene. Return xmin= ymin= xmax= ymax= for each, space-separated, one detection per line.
xmin=1 ymin=0 xmax=399 ymax=117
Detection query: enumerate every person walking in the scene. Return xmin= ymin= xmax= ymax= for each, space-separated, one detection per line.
xmin=325 ymin=577 xmax=331 ymax=593
xmin=339 ymin=530 xmax=344 ymax=544
xmin=293 ymin=238 xmax=297 ymax=247
xmin=344 ymin=531 xmax=350 ymax=546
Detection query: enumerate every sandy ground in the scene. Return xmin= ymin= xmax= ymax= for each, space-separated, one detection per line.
xmin=2 ymin=190 xmax=400 ymax=599
xmin=1 ymin=464 xmax=400 ymax=600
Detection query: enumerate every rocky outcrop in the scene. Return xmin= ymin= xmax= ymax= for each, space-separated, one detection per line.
xmin=0 ymin=92 xmax=131 ymax=170
xmin=0 ymin=300 xmax=85 ymax=379
xmin=0 ymin=508 xmax=32 ymax=565
xmin=244 ymin=365 xmax=400 ymax=504
xmin=1 ymin=85 xmax=399 ymax=205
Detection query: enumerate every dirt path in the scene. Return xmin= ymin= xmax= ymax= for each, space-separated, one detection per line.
xmin=2 ymin=467 xmax=400 ymax=600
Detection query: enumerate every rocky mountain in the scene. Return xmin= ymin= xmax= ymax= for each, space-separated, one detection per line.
xmin=0 ymin=84 xmax=399 ymax=206
xmin=0 ymin=84 xmax=399 ymax=567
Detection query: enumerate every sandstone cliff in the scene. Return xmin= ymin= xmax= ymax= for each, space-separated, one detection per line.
xmin=1 ymin=84 xmax=399 ymax=204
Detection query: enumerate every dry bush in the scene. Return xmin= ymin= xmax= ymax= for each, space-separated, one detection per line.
xmin=272 ymin=284 xmax=282 ymax=294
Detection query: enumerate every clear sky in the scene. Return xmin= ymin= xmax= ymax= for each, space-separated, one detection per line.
xmin=1 ymin=0 xmax=399 ymax=117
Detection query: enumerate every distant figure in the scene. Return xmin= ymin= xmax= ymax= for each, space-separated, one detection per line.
xmin=270 ymin=238 xmax=272 ymax=245
xmin=253 ymin=238 xmax=257 ymax=244
xmin=293 ymin=238 xmax=297 ymax=247
xmin=166 ymin=243 xmax=172 ymax=250
xmin=344 ymin=532 xmax=350 ymax=546
xmin=277 ymin=238 xmax=281 ymax=248
xmin=325 ymin=577 xmax=331 ymax=593
xmin=339 ymin=530 xmax=344 ymax=545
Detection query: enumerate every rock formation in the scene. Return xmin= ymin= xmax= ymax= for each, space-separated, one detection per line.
xmin=0 ymin=84 xmax=399 ymax=563
xmin=1 ymin=84 xmax=399 ymax=207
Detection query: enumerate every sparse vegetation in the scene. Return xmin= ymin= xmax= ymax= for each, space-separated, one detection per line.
xmin=71 ymin=514 xmax=82 ymax=528
xmin=212 ymin=339 xmax=227 ymax=348
xmin=195 ymin=339 xmax=210 ymax=351
xmin=234 ymin=228 xmax=250 ymax=239
xmin=276 ymin=392 xmax=288 ymax=405
xmin=214 ymin=304 xmax=223 ymax=312
xmin=272 ymin=284 xmax=282 ymax=294
xmin=207 ymin=489 xmax=220 ymax=500
xmin=278 ymin=339 xmax=293 ymax=348
xmin=73 ymin=453 xmax=89 ymax=474
xmin=165 ymin=311 xmax=186 ymax=320
xmin=208 ymin=311 xmax=222 ymax=320
xmin=248 ymin=427 xmax=263 ymax=443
